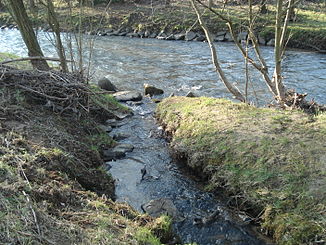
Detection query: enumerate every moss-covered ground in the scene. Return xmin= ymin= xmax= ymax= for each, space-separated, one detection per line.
xmin=156 ymin=96 xmax=325 ymax=245
xmin=0 ymin=1 xmax=325 ymax=51
xmin=0 ymin=67 xmax=172 ymax=244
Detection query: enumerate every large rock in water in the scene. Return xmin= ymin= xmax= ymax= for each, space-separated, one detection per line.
xmin=98 ymin=78 xmax=117 ymax=91
xmin=113 ymin=91 xmax=142 ymax=102
xmin=142 ymin=198 xmax=179 ymax=219
xmin=144 ymin=84 xmax=164 ymax=97
xmin=185 ymin=31 xmax=197 ymax=41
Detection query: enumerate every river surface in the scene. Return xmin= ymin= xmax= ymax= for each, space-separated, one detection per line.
xmin=0 ymin=29 xmax=325 ymax=105
xmin=1 ymin=29 xmax=325 ymax=244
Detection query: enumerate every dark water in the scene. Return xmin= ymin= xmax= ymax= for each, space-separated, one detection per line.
xmin=1 ymin=29 xmax=325 ymax=244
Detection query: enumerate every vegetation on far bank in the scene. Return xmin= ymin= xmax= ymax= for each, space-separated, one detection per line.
xmin=0 ymin=65 xmax=172 ymax=244
xmin=0 ymin=0 xmax=325 ymax=51
xmin=156 ymin=96 xmax=326 ymax=245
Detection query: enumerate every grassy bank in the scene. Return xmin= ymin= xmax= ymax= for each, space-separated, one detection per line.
xmin=0 ymin=67 xmax=172 ymax=244
xmin=156 ymin=97 xmax=326 ymax=245
xmin=0 ymin=1 xmax=325 ymax=51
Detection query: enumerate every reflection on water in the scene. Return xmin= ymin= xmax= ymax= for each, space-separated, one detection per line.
xmin=0 ymin=29 xmax=325 ymax=104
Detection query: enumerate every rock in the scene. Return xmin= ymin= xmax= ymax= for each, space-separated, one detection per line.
xmin=216 ymin=31 xmax=226 ymax=37
xmin=258 ymin=35 xmax=266 ymax=45
xmin=106 ymin=118 xmax=118 ymax=126
xmin=194 ymin=35 xmax=205 ymax=42
xmin=113 ymin=91 xmax=142 ymax=102
xmin=224 ymin=32 xmax=233 ymax=42
xmin=144 ymin=30 xmax=150 ymax=38
xmin=98 ymin=78 xmax=118 ymax=91
xmin=149 ymin=32 xmax=157 ymax=38
xmin=142 ymin=198 xmax=179 ymax=219
xmin=166 ymin=34 xmax=175 ymax=40
xmin=185 ymin=31 xmax=197 ymax=41
xmin=237 ymin=31 xmax=248 ymax=42
xmin=267 ymin=38 xmax=275 ymax=46
xmin=126 ymin=32 xmax=139 ymax=38
xmin=138 ymin=31 xmax=145 ymax=37
xmin=118 ymin=32 xmax=128 ymax=36
xmin=152 ymin=99 xmax=162 ymax=103
xmin=113 ymin=132 xmax=129 ymax=141
xmin=186 ymin=91 xmax=196 ymax=97
xmin=114 ymin=143 xmax=134 ymax=153
xmin=111 ymin=30 xmax=121 ymax=36
xmin=174 ymin=33 xmax=185 ymax=40
xmin=99 ymin=124 xmax=113 ymax=133
xmin=104 ymin=163 xmax=112 ymax=171
xmin=103 ymin=149 xmax=126 ymax=161
xmin=105 ymin=28 xmax=113 ymax=33
xmin=214 ymin=35 xmax=225 ymax=42
xmin=97 ymin=31 xmax=107 ymax=36
xmin=157 ymin=31 xmax=167 ymax=40
xmin=144 ymin=84 xmax=164 ymax=97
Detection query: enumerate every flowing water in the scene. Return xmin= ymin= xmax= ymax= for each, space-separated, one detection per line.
xmin=1 ymin=29 xmax=325 ymax=244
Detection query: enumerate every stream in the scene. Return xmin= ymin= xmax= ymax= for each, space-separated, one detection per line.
xmin=1 ymin=29 xmax=325 ymax=244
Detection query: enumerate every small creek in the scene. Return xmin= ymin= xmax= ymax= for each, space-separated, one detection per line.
xmin=108 ymin=99 xmax=271 ymax=244
xmin=1 ymin=29 xmax=325 ymax=244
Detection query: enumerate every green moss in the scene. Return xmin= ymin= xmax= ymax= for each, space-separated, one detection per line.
xmin=156 ymin=97 xmax=326 ymax=245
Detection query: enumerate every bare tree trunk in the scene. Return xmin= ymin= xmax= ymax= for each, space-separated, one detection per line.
xmin=208 ymin=0 xmax=213 ymax=8
xmin=190 ymin=0 xmax=245 ymax=102
xmin=6 ymin=0 xmax=49 ymax=70
xmin=44 ymin=0 xmax=68 ymax=72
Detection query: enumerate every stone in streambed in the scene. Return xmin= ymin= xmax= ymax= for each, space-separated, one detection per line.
xmin=113 ymin=132 xmax=129 ymax=141
xmin=142 ymin=198 xmax=179 ymax=219
xmin=144 ymin=84 xmax=164 ymax=97
xmin=115 ymin=143 xmax=134 ymax=152
xmin=186 ymin=91 xmax=197 ymax=97
xmin=113 ymin=91 xmax=142 ymax=102
xmin=98 ymin=78 xmax=118 ymax=91
xmin=103 ymin=149 xmax=126 ymax=161
xmin=185 ymin=31 xmax=197 ymax=41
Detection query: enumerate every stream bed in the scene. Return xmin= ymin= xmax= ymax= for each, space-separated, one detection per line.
xmin=107 ymin=99 xmax=272 ymax=245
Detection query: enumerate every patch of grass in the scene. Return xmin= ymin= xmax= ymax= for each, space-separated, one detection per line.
xmin=0 ymin=52 xmax=31 ymax=69
xmin=156 ymin=97 xmax=326 ymax=245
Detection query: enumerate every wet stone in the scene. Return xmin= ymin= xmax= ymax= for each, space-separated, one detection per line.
xmin=103 ymin=149 xmax=126 ymax=161
xmin=142 ymin=198 xmax=179 ymax=219
xmin=114 ymin=143 xmax=134 ymax=153
xmin=113 ymin=132 xmax=129 ymax=141
xmin=113 ymin=91 xmax=142 ymax=102
xmin=186 ymin=91 xmax=197 ymax=97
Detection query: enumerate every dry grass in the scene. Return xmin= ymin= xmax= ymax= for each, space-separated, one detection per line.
xmin=0 ymin=70 xmax=171 ymax=244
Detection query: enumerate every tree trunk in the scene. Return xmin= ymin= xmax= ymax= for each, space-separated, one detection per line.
xmin=190 ymin=0 xmax=245 ymax=102
xmin=6 ymin=0 xmax=49 ymax=70
xmin=208 ymin=0 xmax=213 ymax=8
xmin=45 ymin=0 xmax=68 ymax=72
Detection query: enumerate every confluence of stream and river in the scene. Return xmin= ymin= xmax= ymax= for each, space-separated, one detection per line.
xmin=1 ymin=29 xmax=325 ymax=244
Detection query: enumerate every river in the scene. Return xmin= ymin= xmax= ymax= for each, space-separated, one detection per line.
xmin=1 ymin=29 xmax=325 ymax=244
